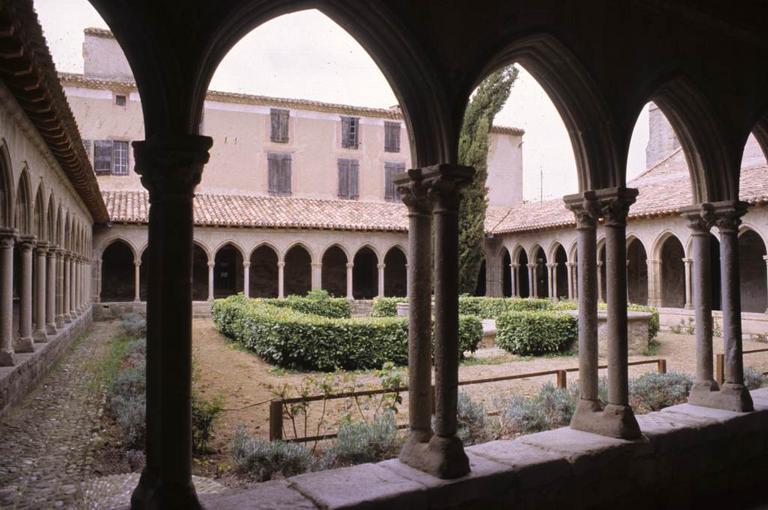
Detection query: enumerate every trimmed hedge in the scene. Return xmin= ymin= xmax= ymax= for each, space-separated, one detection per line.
xmin=213 ymin=295 xmax=482 ymax=371
xmin=259 ymin=290 xmax=351 ymax=319
xmin=548 ymin=300 xmax=659 ymax=341
xmin=496 ymin=311 xmax=577 ymax=355
xmin=371 ymin=297 xmax=407 ymax=317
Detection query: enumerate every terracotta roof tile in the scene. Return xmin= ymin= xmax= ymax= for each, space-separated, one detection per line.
xmin=104 ymin=191 xmax=409 ymax=232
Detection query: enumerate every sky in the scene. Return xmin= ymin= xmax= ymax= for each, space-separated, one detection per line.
xmin=34 ymin=1 xmax=648 ymax=201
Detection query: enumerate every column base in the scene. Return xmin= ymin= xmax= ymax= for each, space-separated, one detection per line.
xmin=55 ymin=316 xmax=64 ymax=329
xmin=398 ymin=433 xmax=470 ymax=479
xmin=64 ymin=313 xmax=72 ymax=324
xmin=0 ymin=350 xmax=15 ymax=366
xmin=131 ymin=469 xmax=202 ymax=510
xmin=570 ymin=399 xmax=642 ymax=440
xmin=14 ymin=336 xmax=35 ymax=353
xmin=689 ymin=382 xmax=754 ymax=412
xmin=33 ymin=329 xmax=48 ymax=343
xmin=46 ymin=324 xmax=57 ymax=335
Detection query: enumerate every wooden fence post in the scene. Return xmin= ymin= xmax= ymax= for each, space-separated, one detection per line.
xmin=657 ymin=359 xmax=667 ymax=374
xmin=715 ymin=354 xmax=725 ymax=386
xmin=269 ymin=400 xmax=283 ymax=441
xmin=556 ymin=370 xmax=567 ymax=389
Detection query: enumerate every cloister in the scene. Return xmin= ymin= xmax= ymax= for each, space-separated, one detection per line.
xmin=1 ymin=0 xmax=768 ymax=508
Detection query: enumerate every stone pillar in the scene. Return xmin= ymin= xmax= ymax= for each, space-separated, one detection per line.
xmin=207 ymin=261 xmax=215 ymax=301
xmin=510 ymin=263 xmax=518 ymax=297
xmin=55 ymin=250 xmax=64 ymax=328
xmin=277 ymin=261 xmax=285 ymax=298
xmin=46 ymin=248 xmax=57 ymax=334
xmin=62 ymin=253 xmax=71 ymax=323
xmin=547 ymin=262 xmax=557 ymax=299
xmin=377 ymin=263 xmax=386 ymax=297
xmin=683 ymin=257 xmax=693 ymax=309
xmin=600 ymin=188 xmax=640 ymax=438
xmin=596 ymin=261 xmax=604 ymax=303
xmin=527 ymin=263 xmax=536 ymax=298
xmin=75 ymin=258 xmax=81 ymax=313
xmin=712 ymin=201 xmax=753 ymax=411
xmin=94 ymin=258 xmax=102 ymax=304
xmin=129 ymin=133 xmax=212 ymax=510
xmin=346 ymin=262 xmax=354 ymax=299
xmin=134 ymin=260 xmax=142 ymax=302
xmin=311 ymin=262 xmax=322 ymax=291
xmin=646 ymin=258 xmax=662 ymax=307
xmin=243 ymin=261 xmax=250 ymax=298
xmin=397 ymin=164 xmax=473 ymax=479
xmin=34 ymin=242 xmax=48 ymax=342
xmin=69 ymin=256 xmax=76 ymax=317
xmin=16 ymin=236 xmax=35 ymax=353
xmin=566 ymin=262 xmax=574 ymax=299
xmin=0 ymin=229 xmax=16 ymax=366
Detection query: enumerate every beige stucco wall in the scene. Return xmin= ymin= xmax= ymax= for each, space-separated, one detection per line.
xmin=487 ymin=130 xmax=523 ymax=207
xmin=0 ymin=81 xmax=92 ymax=245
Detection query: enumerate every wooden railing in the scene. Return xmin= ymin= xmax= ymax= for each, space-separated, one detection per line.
xmin=269 ymin=358 xmax=667 ymax=442
xmin=715 ymin=347 xmax=768 ymax=385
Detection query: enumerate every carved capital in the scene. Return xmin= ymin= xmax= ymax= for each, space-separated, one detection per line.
xmin=0 ymin=227 xmax=15 ymax=248
xmin=395 ymin=168 xmax=431 ymax=215
xmin=681 ymin=203 xmax=716 ymax=235
xmin=424 ymin=164 xmax=474 ymax=213
xmin=563 ymin=191 xmax=600 ymax=230
xmin=133 ymin=133 xmax=212 ymax=198
xmin=35 ymin=241 xmax=49 ymax=254
xmin=595 ymin=187 xmax=638 ymax=227
xmin=710 ymin=200 xmax=747 ymax=235
xmin=17 ymin=235 xmax=36 ymax=251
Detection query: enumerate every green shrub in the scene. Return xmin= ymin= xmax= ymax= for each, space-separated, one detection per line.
xmin=213 ymin=295 xmax=482 ymax=371
xmin=120 ymin=313 xmax=146 ymax=337
xmin=458 ymin=297 xmax=551 ymax=319
xmin=328 ymin=413 xmax=401 ymax=466
xmin=110 ymin=394 xmax=146 ymax=448
xmin=629 ymin=372 xmax=693 ymax=412
xmin=456 ymin=391 xmax=489 ymax=445
xmin=495 ymin=311 xmax=577 ymax=355
xmin=261 ymin=291 xmax=351 ymax=319
xmin=371 ymin=297 xmax=407 ymax=317
xmin=744 ymin=367 xmax=767 ymax=390
xmin=192 ymin=394 xmax=223 ymax=453
xmin=506 ymin=298 xmax=553 ymax=312
xmin=231 ymin=429 xmax=312 ymax=481
xmin=500 ymin=383 xmax=576 ymax=434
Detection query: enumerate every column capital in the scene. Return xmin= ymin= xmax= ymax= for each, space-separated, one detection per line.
xmin=242 ymin=261 xmax=251 ymax=268
xmin=311 ymin=262 xmax=322 ymax=268
xmin=207 ymin=261 xmax=215 ymax=268
xmin=682 ymin=257 xmax=693 ymax=264
xmin=377 ymin=263 xmax=386 ymax=270
xmin=510 ymin=263 xmax=519 ymax=269
xmin=527 ymin=263 xmax=537 ymax=269
xmin=346 ymin=262 xmax=354 ymax=269
xmin=681 ymin=202 xmax=717 ymax=234
xmin=594 ymin=187 xmax=638 ymax=227
xmin=277 ymin=261 xmax=286 ymax=268
xmin=395 ymin=164 xmax=474 ymax=214
xmin=17 ymin=234 xmax=35 ymax=249
xmin=710 ymin=200 xmax=748 ymax=234
xmin=395 ymin=168 xmax=431 ymax=215
xmin=133 ymin=133 xmax=213 ymax=196
xmin=546 ymin=262 xmax=558 ymax=269
xmin=563 ymin=191 xmax=600 ymax=229
xmin=134 ymin=260 xmax=142 ymax=268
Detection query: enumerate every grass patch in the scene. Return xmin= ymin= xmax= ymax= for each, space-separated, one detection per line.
xmin=461 ymin=355 xmax=514 ymax=366
xmin=88 ymin=334 xmax=134 ymax=392
xmin=642 ymin=339 xmax=661 ymax=356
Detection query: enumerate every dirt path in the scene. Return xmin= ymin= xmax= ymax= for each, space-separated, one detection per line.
xmin=193 ymin=319 xmax=768 ymax=448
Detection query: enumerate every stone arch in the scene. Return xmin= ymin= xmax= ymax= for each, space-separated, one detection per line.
xmin=474 ymin=251 xmax=486 ymax=297
xmin=384 ymin=245 xmax=407 ymax=297
xmin=321 ymin=244 xmax=348 ymax=298
xmin=553 ymin=243 xmax=568 ymax=300
xmin=46 ymin=194 xmax=56 ymax=245
xmin=531 ymin=245 xmax=548 ymax=298
xmin=192 ymin=242 xmax=209 ymax=301
xmin=475 ymin=34 xmax=622 ymax=190
xmin=284 ymin=243 xmax=312 ymax=297
xmin=626 ymin=236 xmax=649 ymax=305
xmin=0 ymin=140 xmax=13 ymax=227
xmin=752 ymin=114 xmax=768 ymax=164
xmin=14 ymin=169 xmax=32 ymax=236
xmin=101 ymin=239 xmax=135 ymax=302
xmin=55 ymin=204 xmax=63 ymax=247
xmin=32 ymin=184 xmax=45 ymax=240
xmin=353 ymin=245 xmax=378 ymax=299
xmin=501 ymin=246 xmax=512 ymax=297
xmin=738 ymin=227 xmax=767 ymax=313
xmin=213 ymin=242 xmax=244 ymax=298
xmin=642 ymin=78 xmax=737 ymax=202
xmin=656 ymin=233 xmax=686 ymax=308
xmin=515 ymin=246 xmax=530 ymax=298
xmin=249 ymin=243 xmax=279 ymax=298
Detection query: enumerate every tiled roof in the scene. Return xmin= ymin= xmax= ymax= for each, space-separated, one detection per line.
xmin=490 ymin=149 xmax=768 ymax=234
xmin=104 ymin=191 xmax=409 ymax=232
xmin=0 ymin=4 xmax=108 ymax=222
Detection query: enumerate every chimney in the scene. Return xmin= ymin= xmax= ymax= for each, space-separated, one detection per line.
xmin=82 ymin=27 xmax=133 ymax=81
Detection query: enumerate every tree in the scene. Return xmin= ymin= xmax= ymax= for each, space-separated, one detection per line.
xmin=458 ymin=65 xmax=518 ymax=294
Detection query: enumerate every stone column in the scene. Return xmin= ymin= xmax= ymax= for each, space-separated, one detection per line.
xmin=0 ymin=229 xmax=16 ymax=366
xmin=397 ymin=164 xmax=473 ymax=479
xmin=134 ymin=260 xmax=142 ymax=302
xmin=346 ymin=262 xmax=354 ymax=299
xmin=510 ymin=263 xmax=518 ymax=297
xmin=33 ymin=242 xmax=48 ymax=342
xmin=596 ymin=261 xmax=604 ymax=303
xmin=712 ymin=201 xmax=753 ymax=411
xmin=69 ymin=256 xmax=76 ymax=317
xmin=311 ymin=262 xmax=322 ymax=291
xmin=16 ymin=236 xmax=35 ymax=352
xmin=527 ymin=263 xmax=536 ymax=297
xmin=683 ymin=205 xmax=719 ymax=406
xmin=46 ymin=248 xmax=57 ymax=334
xmin=62 ymin=253 xmax=71 ymax=323
xmin=683 ymin=257 xmax=693 ymax=309
xmin=548 ymin=263 xmax=557 ymax=298
xmin=599 ymin=188 xmax=640 ymax=438
xmin=277 ymin=261 xmax=285 ymax=298
xmin=94 ymin=258 xmax=102 ymax=303
xmin=207 ymin=261 xmax=215 ymax=301
xmin=75 ymin=258 xmax=81 ymax=313
xmin=129 ymin=133 xmax=212 ymax=510
xmin=566 ymin=262 xmax=574 ymax=299
xmin=55 ymin=250 xmax=64 ymax=328
xmin=377 ymin=263 xmax=386 ymax=297
xmin=242 ymin=261 xmax=250 ymax=298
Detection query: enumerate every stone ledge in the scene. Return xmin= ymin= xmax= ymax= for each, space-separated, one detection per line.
xmin=199 ymin=391 xmax=768 ymax=510
xmin=0 ymin=309 xmax=92 ymax=417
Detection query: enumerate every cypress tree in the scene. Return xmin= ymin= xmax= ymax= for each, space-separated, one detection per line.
xmin=458 ymin=65 xmax=518 ymax=294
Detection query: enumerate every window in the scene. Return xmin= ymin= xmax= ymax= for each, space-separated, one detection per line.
xmin=341 ymin=116 xmax=359 ymax=149
xmin=268 ymin=153 xmax=292 ymax=196
xmin=384 ymin=162 xmax=405 ymax=202
xmin=93 ymin=140 xmax=130 ymax=175
xmin=115 ymin=94 xmax=127 ymax=106
xmin=384 ymin=122 xmax=400 ymax=153
xmin=270 ymin=109 xmax=289 ymax=143
xmin=337 ymin=159 xmax=359 ymax=199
